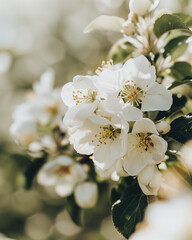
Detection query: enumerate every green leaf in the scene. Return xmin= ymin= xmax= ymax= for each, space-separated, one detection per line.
xmin=111 ymin=177 xmax=148 ymax=239
xmin=156 ymin=94 xmax=187 ymax=120
xmin=167 ymin=113 xmax=192 ymax=144
xmin=168 ymin=79 xmax=192 ymax=90
xmin=109 ymin=39 xmax=135 ymax=64
xmin=173 ymin=13 xmax=192 ymax=27
xmin=171 ymin=43 xmax=188 ymax=60
xmin=170 ymin=62 xmax=192 ymax=81
xmin=154 ymin=14 xmax=191 ymax=38
xmin=24 ymin=155 xmax=47 ymax=189
xmin=83 ymin=15 xmax=125 ymax=33
xmin=165 ymin=150 xmax=179 ymax=168
xmin=66 ymin=182 xmax=110 ymax=227
xmin=163 ymin=36 xmax=189 ymax=58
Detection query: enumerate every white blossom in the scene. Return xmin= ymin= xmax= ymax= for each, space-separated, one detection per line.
xmin=61 ymin=75 xmax=100 ymax=126
xmin=129 ymin=0 xmax=151 ymax=16
xmin=33 ymin=68 xmax=55 ymax=96
xmin=97 ymin=55 xmax=172 ymax=121
xmin=37 ymin=156 xmax=87 ymax=197
xmin=138 ymin=165 xmax=162 ymax=195
xmin=68 ymin=112 xmax=129 ymax=171
xmin=123 ymin=118 xmax=168 ymax=175
xmin=122 ymin=20 xmax=136 ymax=36
xmin=155 ymin=120 xmax=171 ymax=135
xmin=10 ymin=119 xmax=38 ymax=147
xmin=74 ymin=182 xmax=98 ymax=208
xmin=13 ymin=70 xmax=65 ymax=125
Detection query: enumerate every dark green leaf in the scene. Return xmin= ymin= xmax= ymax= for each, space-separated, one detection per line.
xmin=167 ymin=113 xmax=192 ymax=144
xmin=154 ymin=14 xmax=191 ymax=38
xmin=163 ymin=36 xmax=189 ymax=58
xmin=169 ymin=79 xmax=192 ymax=90
xmin=111 ymin=177 xmax=148 ymax=239
xmin=173 ymin=13 xmax=192 ymax=27
xmin=165 ymin=150 xmax=179 ymax=168
xmin=24 ymin=155 xmax=47 ymax=189
xmin=156 ymin=94 xmax=187 ymax=120
xmin=170 ymin=61 xmax=192 ymax=81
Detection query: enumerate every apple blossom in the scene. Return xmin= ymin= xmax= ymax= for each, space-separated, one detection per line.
xmin=155 ymin=121 xmax=171 ymax=135
xmin=68 ymin=112 xmax=129 ymax=171
xmin=10 ymin=119 xmax=38 ymax=147
xmin=74 ymin=182 xmax=98 ymax=208
xmin=97 ymin=55 xmax=172 ymax=120
xmin=37 ymin=156 xmax=87 ymax=197
xmin=33 ymin=68 xmax=55 ymax=96
xmin=61 ymin=75 xmax=100 ymax=126
xmin=123 ymin=118 xmax=168 ymax=175
xmin=129 ymin=0 xmax=151 ymax=16
xmin=122 ymin=20 xmax=136 ymax=36
xmin=138 ymin=165 xmax=162 ymax=195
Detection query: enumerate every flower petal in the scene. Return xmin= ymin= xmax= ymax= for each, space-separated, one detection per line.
xmin=61 ymin=82 xmax=75 ymax=107
xmin=122 ymin=55 xmax=156 ymax=91
xmin=96 ymin=69 xmax=120 ymax=98
xmin=84 ymin=15 xmax=125 ymax=33
xmin=150 ymin=135 xmax=168 ymax=163
xmin=123 ymin=149 xmax=153 ymax=176
xmin=132 ymin=118 xmax=159 ymax=135
xmin=121 ymin=104 xmax=143 ymax=121
xmin=55 ymin=180 xmax=74 ymax=197
xmin=93 ymin=144 xmax=114 ymax=170
xmin=64 ymin=100 xmax=98 ymax=126
xmin=141 ymin=83 xmax=173 ymax=111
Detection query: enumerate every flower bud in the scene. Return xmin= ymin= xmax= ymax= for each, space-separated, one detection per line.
xmin=138 ymin=165 xmax=162 ymax=195
xmin=129 ymin=0 xmax=151 ymax=16
xmin=156 ymin=121 xmax=171 ymax=135
xmin=74 ymin=182 xmax=98 ymax=209
xmin=10 ymin=120 xmax=37 ymax=147
xmin=122 ymin=20 xmax=136 ymax=36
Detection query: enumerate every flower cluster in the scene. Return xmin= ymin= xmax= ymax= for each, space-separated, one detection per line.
xmin=61 ymin=55 xmax=172 ymax=195
xmin=37 ymin=155 xmax=98 ymax=208
xmin=10 ymin=69 xmax=99 ymax=209
xmin=10 ymin=69 xmax=67 ymax=154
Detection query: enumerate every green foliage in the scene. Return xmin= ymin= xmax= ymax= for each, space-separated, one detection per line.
xmin=111 ymin=177 xmax=148 ymax=239
xmin=165 ymin=150 xmax=180 ymax=168
xmin=66 ymin=182 xmax=110 ymax=227
xmin=163 ymin=36 xmax=189 ymax=58
xmin=109 ymin=39 xmax=136 ymax=64
xmin=24 ymin=154 xmax=47 ymax=189
xmin=169 ymin=79 xmax=192 ymax=90
xmin=167 ymin=113 xmax=192 ymax=144
xmin=156 ymin=94 xmax=187 ymax=120
xmin=173 ymin=13 xmax=192 ymax=27
xmin=170 ymin=62 xmax=192 ymax=81
xmin=154 ymin=14 xmax=192 ymax=38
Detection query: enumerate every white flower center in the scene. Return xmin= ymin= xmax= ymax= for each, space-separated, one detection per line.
xmin=54 ymin=166 xmax=71 ymax=177
xmin=92 ymin=125 xmax=121 ymax=146
xmin=72 ymin=89 xmax=97 ymax=105
xmin=136 ymin=133 xmax=154 ymax=152
xmin=120 ymin=81 xmax=144 ymax=106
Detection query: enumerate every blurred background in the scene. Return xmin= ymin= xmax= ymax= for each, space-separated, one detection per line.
xmin=0 ymin=0 xmax=191 ymax=239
